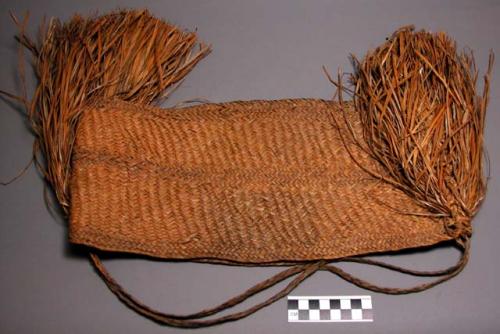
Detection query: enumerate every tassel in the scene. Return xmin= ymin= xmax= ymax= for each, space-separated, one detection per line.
xmin=16 ymin=10 xmax=210 ymax=213
xmin=350 ymin=25 xmax=493 ymax=239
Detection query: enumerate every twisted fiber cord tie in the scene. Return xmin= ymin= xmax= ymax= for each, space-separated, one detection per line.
xmin=89 ymin=239 xmax=469 ymax=328
xmin=90 ymin=254 xmax=323 ymax=328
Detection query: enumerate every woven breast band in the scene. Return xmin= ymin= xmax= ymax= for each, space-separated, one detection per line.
xmin=69 ymin=99 xmax=450 ymax=263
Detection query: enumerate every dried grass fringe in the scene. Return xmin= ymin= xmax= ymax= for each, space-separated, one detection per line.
xmin=346 ymin=25 xmax=494 ymax=240
xmin=10 ymin=9 xmax=210 ymax=213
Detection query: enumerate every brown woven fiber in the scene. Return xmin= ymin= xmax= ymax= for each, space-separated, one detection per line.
xmin=2 ymin=9 xmax=493 ymax=328
xmin=70 ymin=98 xmax=451 ymax=262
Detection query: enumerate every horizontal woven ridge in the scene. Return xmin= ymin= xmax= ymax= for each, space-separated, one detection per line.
xmin=69 ymin=99 xmax=450 ymax=262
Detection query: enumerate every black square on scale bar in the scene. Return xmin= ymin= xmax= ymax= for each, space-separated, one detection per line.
xmin=330 ymin=299 xmax=341 ymax=309
xmin=351 ymin=299 xmax=362 ymax=309
xmin=309 ymin=299 xmax=320 ymax=309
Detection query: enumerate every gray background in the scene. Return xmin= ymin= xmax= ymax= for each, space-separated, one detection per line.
xmin=1 ymin=0 xmax=499 ymax=333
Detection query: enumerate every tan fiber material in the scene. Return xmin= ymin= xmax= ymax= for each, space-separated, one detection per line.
xmin=349 ymin=26 xmax=493 ymax=240
xmin=69 ymin=98 xmax=451 ymax=263
xmin=5 ymin=9 xmax=492 ymax=326
xmin=20 ymin=10 xmax=210 ymax=214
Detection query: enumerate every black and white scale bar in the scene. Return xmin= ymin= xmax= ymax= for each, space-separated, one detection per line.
xmin=287 ymin=296 xmax=373 ymax=322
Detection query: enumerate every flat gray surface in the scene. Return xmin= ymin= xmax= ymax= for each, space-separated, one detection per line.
xmin=1 ymin=0 xmax=499 ymax=333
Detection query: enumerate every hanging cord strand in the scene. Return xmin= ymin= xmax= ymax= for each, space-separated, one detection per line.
xmin=90 ymin=239 xmax=468 ymax=327
xmin=339 ymin=241 xmax=466 ymax=277
xmin=90 ymin=253 xmax=323 ymax=328
xmin=90 ymin=255 xmax=307 ymax=319
xmin=326 ymin=239 xmax=470 ymax=294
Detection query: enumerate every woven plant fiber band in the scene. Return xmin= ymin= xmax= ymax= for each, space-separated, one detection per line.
xmin=2 ymin=9 xmax=493 ymax=328
xmin=70 ymin=98 xmax=451 ymax=262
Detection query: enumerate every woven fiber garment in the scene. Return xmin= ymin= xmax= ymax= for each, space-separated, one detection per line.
xmin=4 ymin=9 xmax=493 ymax=328
xmin=70 ymin=99 xmax=451 ymax=263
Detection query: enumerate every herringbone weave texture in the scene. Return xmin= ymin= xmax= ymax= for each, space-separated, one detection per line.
xmin=69 ymin=99 xmax=450 ymax=262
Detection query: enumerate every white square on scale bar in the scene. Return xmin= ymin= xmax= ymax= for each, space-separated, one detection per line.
xmin=351 ymin=309 xmax=363 ymax=320
xmin=331 ymin=309 xmax=341 ymax=320
xmin=361 ymin=298 xmax=372 ymax=309
xmin=309 ymin=309 xmax=320 ymax=321
xmin=319 ymin=299 xmax=330 ymax=309
xmin=288 ymin=310 xmax=299 ymax=321
xmin=340 ymin=299 xmax=351 ymax=309
xmin=298 ymin=299 xmax=309 ymax=310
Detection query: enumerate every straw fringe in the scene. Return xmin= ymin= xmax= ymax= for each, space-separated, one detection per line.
xmin=349 ymin=26 xmax=493 ymax=239
xmin=15 ymin=10 xmax=210 ymax=213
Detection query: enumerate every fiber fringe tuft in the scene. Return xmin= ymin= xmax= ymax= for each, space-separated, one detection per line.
xmin=16 ymin=10 xmax=210 ymax=213
xmin=350 ymin=25 xmax=493 ymax=239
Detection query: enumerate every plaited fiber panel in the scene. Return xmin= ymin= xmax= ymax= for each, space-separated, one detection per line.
xmin=69 ymin=99 xmax=450 ymax=263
